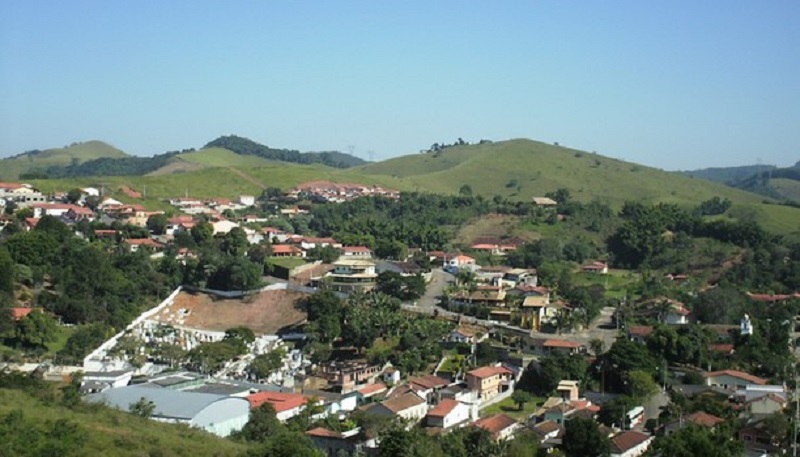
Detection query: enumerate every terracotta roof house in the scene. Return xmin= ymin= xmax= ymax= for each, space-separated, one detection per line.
xmin=408 ymin=375 xmax=450 ymax=401
xmin=341 ymin=246 xmax=373 ymax=258
xmin=305 ymin=427 xmax=375 ymax=457
xmin=466 ymin=366 xmax=513 ymax=402
xmin=247 ymin=391 xmax=312 ymax=422
xmin=610 ymin=430 xmax=653 ymax=457
xmin=703 ymin=369 xmax=767 ymax=390
xmin=123 ymin=238 xmax=165 ymax=252
xmin=627 ymin=326 xmax=654 ymax=344
xmin=665 ymin=411 xmax=724 ymax=435
xmin=472 ymin=414 xmax=519 ymax=440
xmin=271 ymin=244 xmax=305 ymax=257
xmin=9 ymin=307 xmax=36 ymax=321
xmin=426 ymin=399 xmax=472 ymax=429
xmin=366 ymin=392 xmax=428 ymax=422
xmin=542 ymin=339 xmax=584 ymax=355
xmin=582 ymin=261 xmax=609 ymax=275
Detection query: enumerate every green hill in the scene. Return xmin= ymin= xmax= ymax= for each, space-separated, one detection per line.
xmin=0 ymin=141 xmax=128 ymax=180
xmin=0 ymin=387 xmax=248 ymax=457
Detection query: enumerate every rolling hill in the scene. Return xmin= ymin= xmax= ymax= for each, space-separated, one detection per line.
xmin=0 ymin=141 xmax=128 ymax=180
xmin=15 ymin=137 xmax=800 ymax=235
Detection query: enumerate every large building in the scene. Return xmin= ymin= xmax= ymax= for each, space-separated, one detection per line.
xmin=327 ymin=258 xmax=378 ymax=293
xmin=87 ymin=385 xmax=250 ymax=437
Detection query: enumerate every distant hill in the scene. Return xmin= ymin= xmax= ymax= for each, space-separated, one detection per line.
xmin=679 ymin=164 xmax=777 ymax=184
xmin=0 ymin=141 xmax=128 ymax=180
xmin=730 ymin=161 xmax=800 ymax=202
xmin=17 ymin=137 xmax=800 ymax=235
xmin=1 ymin=136 xmax=367 ymax=180
xmin=203 ymin=135 xmax=367 ymax=168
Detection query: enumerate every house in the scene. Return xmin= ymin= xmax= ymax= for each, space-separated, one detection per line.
xmin=327 ymin=258 xmax=378 ymax=293
xmin=299 ymin=237 xmax=341 ymax=250
xmin=446 ymin=254 xmax=476 ymax=270
xmin=708 ymin=343 xmax=734 ymax=356
xmin=87 ymin=385 xmax=250 ymax=437
xmin=466 ymin=365 xmax=514 ymax=402
xmin=556 ymin=380 xmax=579 ymax=402
xmin=739 ymin=419 xmax=786 ymax=453
xmin=531 ymin=419 xmax=563 ymax=442
xmin=472 ymin=414 xmax=519 ymax=441
xmin=743 ymin=393 xmax=787 ymax=416
xmin=448 ymin=324 xmax=489 ymax=345
xmin=703 ymin=369 xmax=767 ymax=390
xmin=627 ymin=326 xmax=654 ymax=344
xmin=425 ymin=399 xmax=473 ymax=430
xmin=65 ymin=206 xmax=95 ymax=222
xmin=740 ymin=313 xmax=754 ymax=336
xmin=341 ymin=246 xmax=373 ymax=258
xmin=9 ymin=307 xmax=36 ymax=321
xmin=582 ymin=261 xmax=608 ymax=275
xmin=271 ymin=244 xmax=306 ymax=258
xmin=664 ymin=411 xmax=724 ymax=435
xmin=407 ymin=374 xmax=451 ymax=403
xmin=247 ymin=391 xmax=315 ymax=422
xmin=609 ymin=430 xmax=653 ymax=457
xmin=318 ymin=361 xmax=384 ymax=393
xmin=305 ymin=427 xmax=375 ymax=457
xmin=238 ymin=195 xmax=255 ymax=207
xmin=365 ymin=392 xmax=428 ymax=422
xmin=665 ymin=301 xmax=691 ymax=325
xmin=453 ymin=286 xmax=506 ymax=307
xmin=123 ymin=238 xmax=165 ymax=253
xmin=212 ymin=220 xmax=239 ymax=235
xmin=542 ymin=339 xmax=584 ymax=355
xmin=532 ymin=197 xmax=558 ymax=207
xmin=383 ymin=367 xmax=401 ymax=385
xmin=356 ymin=383 xmax=387 ymax=404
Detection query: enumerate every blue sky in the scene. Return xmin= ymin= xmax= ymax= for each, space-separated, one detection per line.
xmin=1 ymin=1 xmax=798 ymax=170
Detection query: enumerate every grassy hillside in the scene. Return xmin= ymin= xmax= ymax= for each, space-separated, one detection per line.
xmin=0 ymin=388 xmax=248 ymax=457
xmin=360 ymin=139 xmax=772 ymax=207
xmin=0 ymin=141 xmax=128 ymax=180
xmin=769 ymin=178 xmax=800 ymax=202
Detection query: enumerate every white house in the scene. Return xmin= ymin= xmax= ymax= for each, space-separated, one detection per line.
xmin=472 ymin=414 xmax=519 ymax=441
xmin=741 ymin=314 xmax=754 ymax=335
xmin=425 ymin=399 xmax=473 ymax=429
xmin=212 ymin=220 xmax=240 ymax=235
xmin=665 ymin=302 xmax=691 ymax=325
xmin=610 ymin=431 xmax=653 ymax=457
xmin=446 ymin=254 xmax=476 ymax=270
xmin=239 ymin=195 xmax=256 ymax=207
xmin=703 ymin=369 xmax=768 ymax=390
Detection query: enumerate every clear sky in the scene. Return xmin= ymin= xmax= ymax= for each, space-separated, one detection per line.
xmin=1 ymin=1 xmax=799 ymax=170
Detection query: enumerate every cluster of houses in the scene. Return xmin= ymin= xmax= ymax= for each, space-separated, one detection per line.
xmin=287 ymin=180 xmax=400 ymax=203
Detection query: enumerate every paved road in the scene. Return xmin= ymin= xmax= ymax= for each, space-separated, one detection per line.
xmin=417 ymin=268 xmax=453 ymax=308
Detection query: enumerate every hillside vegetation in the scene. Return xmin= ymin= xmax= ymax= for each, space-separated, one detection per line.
xmin=0 ymin=386 xmax=248 ymax=457
xmin=0 ymin=141 xmax=128 ymax=180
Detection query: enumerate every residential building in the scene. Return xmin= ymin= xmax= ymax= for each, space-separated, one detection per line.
xmin=425 ymin=399 xmax=473 ymax=429
xmin=472 ymin=414 xmax=519 ymax=441
xmin=306 ymin=427 xmax=376 ymax=457
xmin=87 ymin=385 xmax=250 ymax=437
xmin=327 ymin=258 xmax=378 ymax=293
xmin=247 ymin=391 xmax=315 ymax=422
xmin=466 ymin=365 xmax=513 ymax=402
xmin=446 ymin=254 xmax=476 ymax=270
xmin=365 ymin=392 xmax=428 ymax=422
xmin=664 ymin=411 xmax=724 ymax=435
xmin=703 ymin=370 xmax=768 ymax=390
xmin=318 ymin=361 xmax=384 ymax=393
xmin=341 ymin=246 xmax=373 ymax=258
xmin=582 ymin=261 xmax=609 ymax=274
xmin=610 ymin=431 xmax=653 ymax=457
xmin=739 ymin=419 xmax=786 ymax=453
xmin=123 ymin=238 xmax=165 ymax=253
xmin=627 ymin=326 xmax=654 ymax=344
xmin=665 ymin=301 xmax=691 ymax=325
xmin=556 ymin=380 xmax=579 ymax=402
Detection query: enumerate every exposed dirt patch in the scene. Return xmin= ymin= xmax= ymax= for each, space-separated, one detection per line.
xmin=455 ymin=213 xmax=540 ymax=245
xmin=121 ymin=186 xmax=142 ymax=198
xmin=151 ymin=289 xmax=310 ymax=335
xmin=145 ymin=158 xmax=206 ymax=176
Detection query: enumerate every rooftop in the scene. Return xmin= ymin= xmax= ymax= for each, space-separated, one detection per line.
xmin=472 ymin=414 xmax=517 ymax=436
xmin=379 ymin=392 xmax=425 ymax=414
xmin=427 ymin=399 xmax=462 ymax=418
xmin=610 ymin=431 xmax=651 ymax=454
xmin=468 ymin=366 xmax=512 ymax=379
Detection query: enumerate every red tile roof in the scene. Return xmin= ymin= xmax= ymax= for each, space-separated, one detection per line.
xmin=123 ymin=238 xmax=164 ymax=248
xmin=427 ymin=399 xmax=462 ymax=418
xmin=748 ymin=293 xmax=793 ymax=302
xmin=9 ymin=307 xmax=34 ymax=321
xmin=610 ymin=431 xmax=651 ymax=453
xmin=708 ymin=343 xmax=734 ymax=353
xmin=272 ymin=244 xmax=303 ymax=254
xmin=704 ymin=369 xmax=767 ymax=385
xmin=306 ymin=427 xmax=343 ymax=439
xmin=247 ymin=391 xmax=308 ymax=412
xmin=685 ymin=411 xmax=724 ymax=427
xmin=472 ymin=414 xmax=517 ymax=437
xmin=408 ymin=375 xmax=450 ymax=390
xmin=342 ymin=246 xmax=372 ymax=253
xmin=628 ymin=326 xmax=654 ymax=337
xmin=467 ymin=366 xmax=512 ymax=379
xmin=357 ymin=383 xmax=387 ymax=397
xmin=543 ymin=339 xmax=583 ymax=349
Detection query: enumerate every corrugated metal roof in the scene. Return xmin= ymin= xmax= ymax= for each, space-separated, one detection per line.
xmin=87 ymin=385 xmax=245 ymax=420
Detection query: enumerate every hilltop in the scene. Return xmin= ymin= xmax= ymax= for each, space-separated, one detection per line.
xmin=0 ymin=141 xmax=128 ymax=180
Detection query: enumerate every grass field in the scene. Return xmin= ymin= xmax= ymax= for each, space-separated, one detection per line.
xmin=769 ymin=178 xmax=800 ymax=203
xmin=0 ymin=141 xmax=128 ymax=180
xmin=481 ymin=395 xmax=544 ymax=420
xmin=0 ymin=388 xmax=249 ymax=456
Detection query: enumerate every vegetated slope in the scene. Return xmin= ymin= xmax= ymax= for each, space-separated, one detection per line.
xmin=0 ymin=388 xmax=249 ymax=457
xmin=769 ymin=178 xmax=800 ymax=202
xmin=731 ymin=161 xmax=800 ymax=203
xmin=0 ymin=141 xmax=128 ymax=180
xmin=360 ymin=139 xmax=771 ymax=207
xmin=204 ymin=135 xmax=367 ymax=168
xmin=679 ymin=164 xmax=776 ymax=184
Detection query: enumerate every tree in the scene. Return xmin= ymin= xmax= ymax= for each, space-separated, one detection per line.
xmin=14 ymin=311 xmax=57 ymax=350
xmin=245 ymin=431 xmax=324 ymax=457
xmin=459 ymin=184 xmax=473 ymax=197
xmin=563 ymin=417 xmax=610 ymax=457
xmin=0 ymin=247 xmax=15 ymax=297
xmin=511 ymin=390 xmax=534 ymax=411
xmin=627 ymin=370 xmax=658 ymax=401
xmin=129 ymin=397 xmax=155 ymax=418
xmin=506 ymin=430 xmax=541 ymax=457
xmin=221 ymin=227 xmax=249 ymax=256
xmin=238 ymin=403 xmax=282 ymax=442
xmin=66 ymin=188 xmax=83 ymax=204
xmin=248 ymin=349 xmax=285 ymax=380
xmin=651 ymin=424 xmax=744 ymax=457
xmin=190 ymin=222 xmax=214 ymax=246
xmin=146 ymin=214 xmax=168 ymax=235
